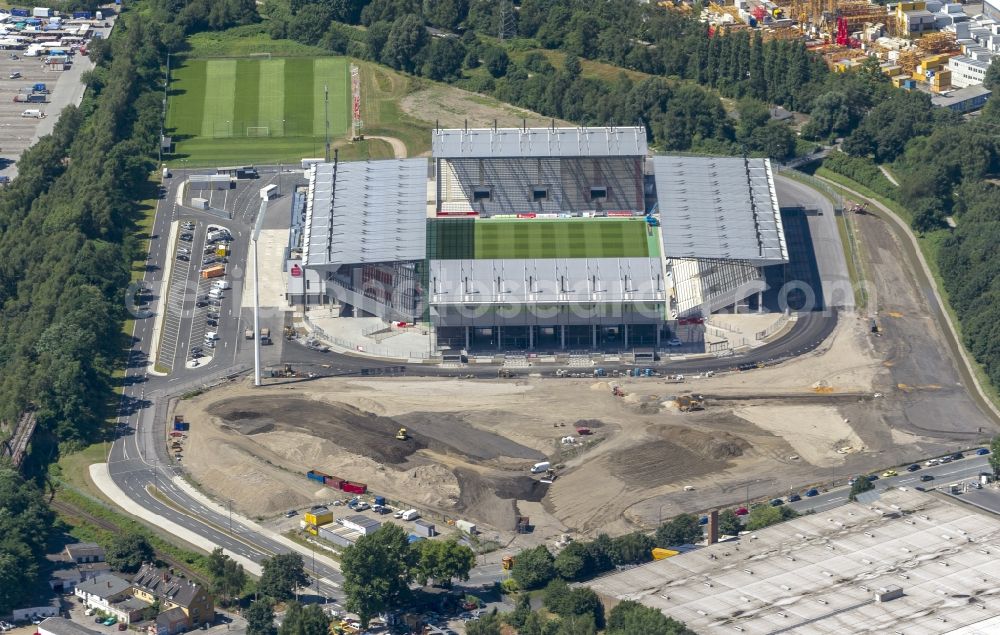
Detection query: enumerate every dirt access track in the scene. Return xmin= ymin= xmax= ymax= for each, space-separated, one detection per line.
xmin=176 ymin=298 xmax=994 ymax=547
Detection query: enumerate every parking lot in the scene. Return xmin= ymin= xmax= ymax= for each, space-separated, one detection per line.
xmin=0 ymin=21 xmax=110 ymax=180
xmin=156 ymin=221 xmax=235 ymax=371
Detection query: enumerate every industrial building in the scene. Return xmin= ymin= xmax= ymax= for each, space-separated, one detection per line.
xmin=588 ymin=489 xmax=1000 ymax=634
xmin=300 ymin=126 xmax=788 ymax=354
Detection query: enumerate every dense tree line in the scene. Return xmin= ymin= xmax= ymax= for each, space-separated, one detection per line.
xmin=0 ymin=9 xmax=172 ymax=451
xmin=0 ymin=466 xmax=53 ymax=615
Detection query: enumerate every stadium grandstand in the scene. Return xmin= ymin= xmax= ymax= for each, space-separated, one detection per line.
xmin=301 ymin=126 xmax=789 ymax=353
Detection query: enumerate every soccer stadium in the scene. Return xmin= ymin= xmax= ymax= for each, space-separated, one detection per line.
xmin=302 ymin=126 xmax=788 ymax=353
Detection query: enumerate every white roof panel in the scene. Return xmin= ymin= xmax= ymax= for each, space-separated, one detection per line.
xmin=303 ymin=159 xmax=427 ymax=268
xmin=654 ymin=155 xmax=788 ymax=265
xmin=432 ymin=126 xmax=647 ymax=159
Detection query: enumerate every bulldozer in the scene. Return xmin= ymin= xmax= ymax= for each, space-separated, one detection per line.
xmin=497 ymin=368 xmax=514 ymax=378
xmin=676 ymin=394 xmax=705 ymax=412
xmin=395 ymin=427 xmax=408 ymax=441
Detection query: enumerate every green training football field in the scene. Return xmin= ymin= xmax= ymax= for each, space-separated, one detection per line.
xmin=166 ymin=57 xmax=350 ymax=165
xmin=427 ymin=218 xmax=652 ymax=260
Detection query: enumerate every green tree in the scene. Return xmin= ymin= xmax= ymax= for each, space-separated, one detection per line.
xmin=0 ymin=467 xmax=52 ymax=615
xmin=849 ymin=476 xmax=875 ymax=501
xmin=466 ymin=610 xmax=502 ymax=635
xmin=105 ymin=532 xmax=154 ymax=573
xmin=717 ymin=509 xmax=742 ymax=536
xmin=553 ymin=541 xmax=593 ymax=581
xmin=423 ymin=37 xmax=466 ymax=81
xmin=510 ymin=545 xmax=555 ymax=590
xmin=746 ymin=504 xmax=799 ymax=530
xmin=608 ymin=532 xmax=654 ymax=566
xmin=381 ymin=14 xmax=428 ymax=74
xmin=412 ymin=539 xmax=475 ymax=587
xmin=341 ymin=523 xmax=415 ymax=628
xmin=655 ymin=514 xmax=703 ymax=548
xmin=278 ymin=601 xmax=330 ymax=635
xmin=246 ymin=599 xmax=276 ymax=635
xmin=288 ymin=4 xmax=334 ymax=45
xmin=606 ymin=600 xmax=695 ymax=635
xmin=989 ymin=437 xmax=1000 ymax=477
xmin=258 ymin=553 xmax=309 ymax=601
xmin=482 ymin=45 xmax=510 ymax=78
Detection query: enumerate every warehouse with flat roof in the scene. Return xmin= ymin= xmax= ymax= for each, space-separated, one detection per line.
xmin=587 ymin=489 xmax=1000 ymax=634
xmin=301 ymin=126 xmax=789 ymax=352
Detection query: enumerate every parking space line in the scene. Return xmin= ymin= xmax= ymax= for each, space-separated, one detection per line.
xmin=156 ymin=226 xmax=196 ymax=370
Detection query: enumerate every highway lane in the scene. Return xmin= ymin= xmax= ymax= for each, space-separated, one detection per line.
xmin=784 ymin=454 xmax=993 ymax=515
xmin=108 ymin=166 xmax=850 ymax=604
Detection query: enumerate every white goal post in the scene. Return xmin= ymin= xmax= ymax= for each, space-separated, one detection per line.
xmin=246 ymin=126 xmax=270 ymax=137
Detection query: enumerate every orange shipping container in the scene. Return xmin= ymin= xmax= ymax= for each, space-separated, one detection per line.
xmin=201 ymin=264 xmax=225 ymax=279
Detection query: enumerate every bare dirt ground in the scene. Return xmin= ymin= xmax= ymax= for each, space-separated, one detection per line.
xmin=177 ymin=307 xmax=977 ymax=546
xmin=400 ymin=84 xmax=571 ymax=130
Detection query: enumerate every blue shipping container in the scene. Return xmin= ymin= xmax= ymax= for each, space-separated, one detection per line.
xmin=11 ymin=8 xmax=29 ymax=17
xmin=374 ymin=496 xmax=386 ymax=506
xmin=73 ymin=11 xmax=93 ymax=19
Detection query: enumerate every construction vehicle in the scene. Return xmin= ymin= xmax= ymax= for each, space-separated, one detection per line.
xmin=268 ymin=364 xmax=296 ymax=378
xmin=260 ymin=327 xmax=271 ymax=345
xmin=612 ymin=385 xmax=625 ymax=397
xmin=395 ymin=427 xmax=408 ymax=441
xmin=245 ymin=327 xmax=254 ymax=340
xmin=555 ymin=368 xmax=568 ymax=377
xmin=498 ymin=368 xmax=514 ymax=378
xmin=593 ymin=367 xmax=607 ymax=377
xmin=676 ymin=394 xmax=705 ymax=412
xmin=540 ymin=468 xmax=557 ymax=484
xmin=283 ymin=325 xmax=295 ymax=340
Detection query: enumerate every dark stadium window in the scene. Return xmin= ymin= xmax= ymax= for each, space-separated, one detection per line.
xmin=473 ymin=187 xmax=492 ymax=202
xmin=590 ymin=186 xmax=608 ymax=201
xmin=531 ymin=186 xmax=549 ymax=202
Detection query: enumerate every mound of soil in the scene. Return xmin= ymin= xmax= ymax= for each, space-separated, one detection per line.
xmin=671 ymin=427 xmax=750 ymax=460
xmin=396 ymin=411 xmax=544 ymax=462
xmin=209 ymin=396 xmax=425 ymax=465
xmin=454 ymin=468 xmax=548 ymax=531
xmin=575 ymin=419 xmax=605 ymax=429
xmin=607 ymin=439 xmax=726 ymax=487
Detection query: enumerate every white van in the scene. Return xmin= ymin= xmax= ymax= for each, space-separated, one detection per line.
xmin=530 ymin=461 xmax=551 ymax=474
xmin=400 ymin=509 xmax=420 ymax=521
xmin=208 ymin=288 xmax=223 ymax=299
xmin=204 ymin=331 xmax=218 ymax=342
xmin=21 ymin=109 xmax=44 ymax=118
xmin=212 ymin=280 xmax=231 ymax=290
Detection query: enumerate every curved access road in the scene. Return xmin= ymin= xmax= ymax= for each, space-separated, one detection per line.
xmin=815 ymin=175 xmax=1000 ymax=429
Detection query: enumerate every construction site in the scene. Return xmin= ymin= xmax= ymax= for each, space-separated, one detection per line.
xmin=172 ymin=310 xmax=974 ymax=546
xmin=695 ymin=0 xmax=990 ymax=97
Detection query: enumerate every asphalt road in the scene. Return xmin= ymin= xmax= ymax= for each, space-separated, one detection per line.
xmin=784 ymin=453 xmax=993 ymax=515
xmin=107 ymin=166 xmax=850 ymax=602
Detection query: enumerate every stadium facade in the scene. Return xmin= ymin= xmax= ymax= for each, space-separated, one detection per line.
xmin=302 ymin=126 xmax=788 ymax=352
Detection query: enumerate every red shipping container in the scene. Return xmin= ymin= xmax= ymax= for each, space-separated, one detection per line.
xmin=323 ymin=475 xmax=344 ymax=489
xmin=342 ymin=481 xmax=367 ymax=495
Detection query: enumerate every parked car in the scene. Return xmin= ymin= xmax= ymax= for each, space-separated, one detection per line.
xmin=117 ymin=624 xmax=126 ymax=631
xmin=285 ymin=510 xmax=297 ymax=518
xmin=805 ymin=488 xmax=819 ymax=497
xmin=770 ymin=498 xmax=784 ymax=506
xmin=925 ymin=459 xmax=940 ymax=466
xmin=177 ymin=254 xmax=189 ymax=262
xmin=698 ymin=515 xmax=708 ymax=525
xmin=921 ymin=474 xmax=935 ymax=482
xmin=882 ymin=470 xmax=897 ymax=478
xmin=907 ymin=464 xmax=921 ymax=472
xmin=195 ymin=300 xmax=208 ymax=307
xmin=977 ymin=448 xmax=990 ymax=455
xmin=667 ymin=338 xmax=683 ymax=346
xmin=181 ymin=221 xmax=195 ymax=230
xmin=179 ymin=233 xmax=193 ymax=242
xmin=952 ymin=452 xmax=964 ymax=460
xmin=788 ymin=493 xmax=801 ymax=502
xmin=206 ymin=319 xmax=218 ymax=327
xmin=867 ymin=474 xmax=879 ymax=482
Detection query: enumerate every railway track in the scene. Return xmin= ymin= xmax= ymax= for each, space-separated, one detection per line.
xmin=50 ymin=497 xmax=209 ymax=586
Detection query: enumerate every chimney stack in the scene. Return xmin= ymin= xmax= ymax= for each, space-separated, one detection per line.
xmin=707 ymin=510 xmax=720 ymax=545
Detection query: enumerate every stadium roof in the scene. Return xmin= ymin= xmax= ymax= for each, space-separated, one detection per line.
xmin=588 ymin=489 xmax=1000 ymax=635
xmin=431 ymin=126 xmax=647 ymax=159
xmin=429 ymin=257 xmax=666 ymax=305
xmin=303 ymin=159 xmax=427 ymax=269
xmin=653 ymin=155 xmax=788 ymax=265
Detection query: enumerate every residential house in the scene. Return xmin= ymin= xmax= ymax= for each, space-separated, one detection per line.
xmin=131 ymin=564 xmax=214 ymax=629
xmin=74 ymin=573 xmax=132 ymax=613
xmin=151 ymin=608 xmax=189 ymax=635
xmin=65 ymin=543 xmax=106 ymax=565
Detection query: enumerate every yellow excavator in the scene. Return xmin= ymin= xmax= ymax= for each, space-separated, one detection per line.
xmin=395 ymin=427 xmax=408 ymax=441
